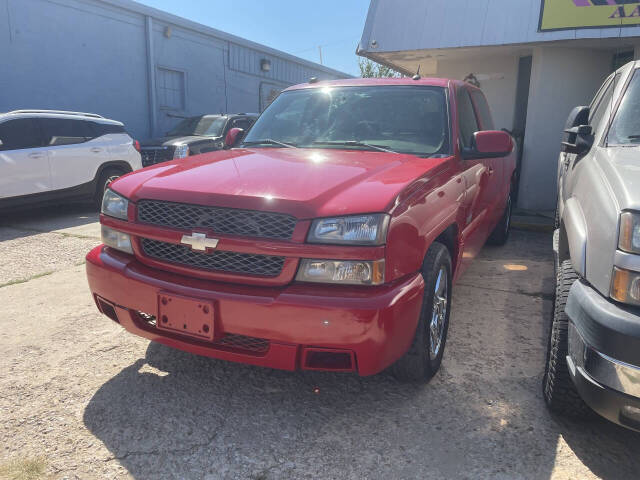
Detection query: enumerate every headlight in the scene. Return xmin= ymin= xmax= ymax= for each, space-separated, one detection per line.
xmin=307 ymin=214 xmax=389 ymax=245
xmin=101 ymin=225 xmax=133 ymax=254
xmin=101 ymin=189 xmax=129 ymax=220
xmin=173 ymin=144 xmax=189 ymax=159
xmin=296 ymin=259 xmax=385 ymax=285
xmin=619 ymin=212 xmax=640 ymax=254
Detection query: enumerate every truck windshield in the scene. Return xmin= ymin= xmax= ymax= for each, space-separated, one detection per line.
xmin=243 ymin=86 xmax=450 ymax=156
xmin=167 ymin=116 xmax=226 ymax=137
xmin=608 ymin=70 xmax=640 ymax=145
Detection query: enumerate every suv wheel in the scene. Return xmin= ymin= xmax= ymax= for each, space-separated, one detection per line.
xmin=487 ymin=193 xmax=512 ymax=246
xmin=95 ymin=167 xmax=125 ymax=208
xmin=392 ymin=242 xmax=452 ymax=382
xmin=542 ymin=260 xmax=592 ymax=417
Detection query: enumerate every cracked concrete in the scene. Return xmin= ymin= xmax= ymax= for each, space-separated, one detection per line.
xmin=1 ymin=205 xmax=640 ymax=479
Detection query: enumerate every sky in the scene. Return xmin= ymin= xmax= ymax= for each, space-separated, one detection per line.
xmin=136 ymin=0 xmax=371 ymax=76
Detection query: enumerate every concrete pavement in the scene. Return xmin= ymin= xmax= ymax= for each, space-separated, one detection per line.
xmin=1 ymin=205 xmax=639 ymax=479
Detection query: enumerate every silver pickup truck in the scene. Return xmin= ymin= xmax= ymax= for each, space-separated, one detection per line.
xmin=543 ymin=60 xmax=640 ymax=431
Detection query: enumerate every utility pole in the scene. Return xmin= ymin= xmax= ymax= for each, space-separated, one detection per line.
xmin=318 ymin=46 xmax=323 ymax=65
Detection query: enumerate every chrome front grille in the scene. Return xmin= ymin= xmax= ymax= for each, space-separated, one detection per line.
xmin=140 ymin=146 xmax=175 ymax=167
xmin=137 ymin=200 xmax=297 ymax=240
xmin=140 ymin=238 xmax=285 ymax=277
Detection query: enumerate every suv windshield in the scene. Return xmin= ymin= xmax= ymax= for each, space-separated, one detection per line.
xmin=608 ymin=70 xmax=640 ymax=145
xmin=242 ymin=86 xmax=450 ymax=156
xmin=167 ymin=116 xmax=226 ymax=137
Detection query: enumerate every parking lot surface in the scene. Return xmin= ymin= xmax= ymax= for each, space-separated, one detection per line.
xmin=1 ymin=205 xmax=639 ymax=480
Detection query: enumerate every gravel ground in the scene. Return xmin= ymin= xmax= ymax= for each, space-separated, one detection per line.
xmin=1 ymin=206 xmax=639 ymax=480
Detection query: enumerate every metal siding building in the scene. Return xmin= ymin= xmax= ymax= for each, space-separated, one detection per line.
xmin=0 ymin=0 xmax=348 ymax=140
xmin=358 ymin=0 xmax=640 ymax=211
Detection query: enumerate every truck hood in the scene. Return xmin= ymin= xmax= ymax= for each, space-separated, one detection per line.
xmin=112 ymin=148 xmax=451 ymax=219
xmin=598 ymin=147 xmax=640 ymax=211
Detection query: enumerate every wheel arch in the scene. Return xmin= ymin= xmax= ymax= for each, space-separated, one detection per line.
xmin=431 ymin=223 xmax=460 ymax=275
xmin=95 ymin=161 xmax=133 ymax=181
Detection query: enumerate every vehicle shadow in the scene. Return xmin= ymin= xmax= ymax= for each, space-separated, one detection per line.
xmin=0 ymin=202 xmax=99 ymax=240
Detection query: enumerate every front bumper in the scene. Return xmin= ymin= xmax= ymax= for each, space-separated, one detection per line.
xmin=86 ymin=245 xmax=425 ymax=376
xmin=566 ymin=280 xmax=640 ymax=431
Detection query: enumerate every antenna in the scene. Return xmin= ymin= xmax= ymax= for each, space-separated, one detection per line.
xmin=412 ymin=64 xmax=421 ymax=81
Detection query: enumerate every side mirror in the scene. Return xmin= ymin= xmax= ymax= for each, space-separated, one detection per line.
xmin=224 ymin=127 xmax=244 ymax=148
xmin=561 ymin=124 xmax=593 ymax=155
xmin=462 ymin=130 xmax=513 ymax=159
xmin=561 ymin=106 xmax=592 ymax=155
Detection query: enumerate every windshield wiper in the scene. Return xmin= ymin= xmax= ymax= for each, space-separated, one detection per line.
xmin=242 ymin=139 xmax=298 ymax=148
xmin=312 ymin=140 xmax=399 ymax=154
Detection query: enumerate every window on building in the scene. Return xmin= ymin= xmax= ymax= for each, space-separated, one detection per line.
xmin=457 ymin=88 xmax=479 ymax=148
xmin=157 ymin=67 xmax=186 ymax=111
xmin=0 ymin=119 xmax=43 ymax=151
xmin=40 ymin=118 xmax=93 ymax=146
xmin=470 ymin=90 xmax=495 ymax=130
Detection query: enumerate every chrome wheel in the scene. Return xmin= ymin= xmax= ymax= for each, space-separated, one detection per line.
xmin=429 ymin=266 xmax=448 ymax=360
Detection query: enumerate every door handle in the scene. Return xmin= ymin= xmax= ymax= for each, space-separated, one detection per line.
xmin=28 ymin=152 xmax=44 ymax=159
xmin=91 ymin=147 xmax=103 ymax=153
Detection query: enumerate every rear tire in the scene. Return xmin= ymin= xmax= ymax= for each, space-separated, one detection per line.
xmin=487 ymin=193 xmax=512 ymax=246
xmin=542 ymin=260 xmax=592 ymax=417
xmin=94 ymin=167 xmax=125 ymax=208
xmin=392 ymin=242 xmax=452 ymax=382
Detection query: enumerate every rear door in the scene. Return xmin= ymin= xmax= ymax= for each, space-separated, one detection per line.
xmin=0 ymin=118 xmax=50 ymax=198
xmin=41 ymin=118 xmax=109 ymax=190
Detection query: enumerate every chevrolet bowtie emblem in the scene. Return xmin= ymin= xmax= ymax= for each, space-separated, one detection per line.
xmin=180 ymin=232 xmax=219 ymax=252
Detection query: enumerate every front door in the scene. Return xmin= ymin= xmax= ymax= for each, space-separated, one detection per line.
xmin=0 ymin=118 xmax=50 ymax=198
xmin=456 ymin=86 xmax=491 ymax=270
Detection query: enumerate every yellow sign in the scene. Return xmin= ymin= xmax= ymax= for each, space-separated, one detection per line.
xmin=540 ymin=0 xmax=640 ymax=31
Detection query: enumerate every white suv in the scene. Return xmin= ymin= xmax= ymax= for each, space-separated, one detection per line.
xmin=0 ymin=110 xmax=142 ymax=208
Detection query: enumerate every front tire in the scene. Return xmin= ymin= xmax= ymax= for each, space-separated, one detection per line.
xmin=542 ymin=260 xmax=592 ymax=417
xmin=392 ymin=242 xmax=452 ymax=382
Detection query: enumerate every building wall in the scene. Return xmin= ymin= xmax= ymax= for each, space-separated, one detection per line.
xmin=518 ymin=46 xmax=611 ymax=211
xmin=433 ymin=55 xmax=520 ymax=131
xmin=360 ymin=0 xmax=640 ymax=54
xmin=0 ymin=0 xmax=347 ymax=139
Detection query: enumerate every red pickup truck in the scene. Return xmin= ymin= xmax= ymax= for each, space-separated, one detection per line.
xmin=87 ymin=77 xmax=515 ymax=381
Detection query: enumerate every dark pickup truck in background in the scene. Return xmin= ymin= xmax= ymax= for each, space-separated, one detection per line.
xmin=139 ymin=113 xmax=257 ymax=167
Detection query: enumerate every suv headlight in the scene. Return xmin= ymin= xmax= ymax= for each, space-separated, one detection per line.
xmin=101 ymin=189 xmax=129 ymax=220
xmin=173 ymin=144 xmax=189 ymax=159
xmin=307 ymin=214 xmax=389 ymax=246
xmin=611 ymin=267 xmax=640 ymax=306
xmin=619 ymin=212 xmax=640 ymax=254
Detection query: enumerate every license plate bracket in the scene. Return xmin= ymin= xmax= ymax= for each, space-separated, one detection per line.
xmin=156 ymin=292 xmax=214 ymax=341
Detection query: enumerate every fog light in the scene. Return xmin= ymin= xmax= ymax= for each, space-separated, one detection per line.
xmin=101 ymin=225 xmax=133 ymax=254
